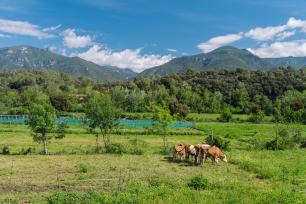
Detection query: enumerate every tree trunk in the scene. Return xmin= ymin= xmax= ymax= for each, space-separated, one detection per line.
xmin=95 ymin=134 xmax=99 ymax=150
xmin=101 ymin=129 xmax=111 ymax=152
xmin=162 ymin=134 xmax=167 ymax=153
xmin=43 ymin=140 xmax=48 ymax=155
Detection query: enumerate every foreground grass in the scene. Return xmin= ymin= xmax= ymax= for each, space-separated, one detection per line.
xmin=0 ymin=123 xmax=305 ymax=203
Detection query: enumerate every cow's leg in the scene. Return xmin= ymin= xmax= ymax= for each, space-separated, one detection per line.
xmin=203 ymin=153 xmax=207 ymax=164
xmin=186 ymin=152 xmax=190 ymax=160
xmin=173 ymin=150 xmax=177 ymax=161
xmin=199 ymin=149 xmax=204 ymax=165
xmin=215 ymin=157 xmax=219 ymax=164
xmin=194 ymin=153 xmax=198 ymax=165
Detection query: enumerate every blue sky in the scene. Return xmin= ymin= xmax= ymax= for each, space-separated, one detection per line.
xmin=1 ymin=0 xmax=306 ymax=72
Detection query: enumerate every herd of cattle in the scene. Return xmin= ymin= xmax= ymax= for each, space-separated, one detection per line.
xmin=173 ymin=144 xmax=228 ymax=165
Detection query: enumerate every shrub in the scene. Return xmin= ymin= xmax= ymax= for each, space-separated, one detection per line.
xmin=218 ymin=109 xmax=232 ymax=122
xmin=105 ymin=143 xmax=126 ymax=154
xmin=248 ymin=111 xmax=265 ymax=123
xmin=265 ymin=126 xmax=305 ymax=150
xmin=2 ymin=146 xmax=10 ymax=155
xmin=19 ymin=147 xmax=35 ymax=155
xmin=205 ymin=132 xmax=230 ymax=150
xmin=187 ymin=175 xmax=209 ymax=190
xmin=76 ymin=163 xmax=90 ymax=173
xmin=168 ymin=100 xmax=190 ymax=118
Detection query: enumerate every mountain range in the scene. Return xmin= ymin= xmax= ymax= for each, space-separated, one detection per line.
xmin=0 ymin=46 xmax=136 ymax=82
xmin=0 ymin=45 xmax=306 ymax=81
xmin=140 ymin=46 xmax=306 ymax=76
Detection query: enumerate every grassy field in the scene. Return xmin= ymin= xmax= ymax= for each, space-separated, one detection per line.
xmin=118 ymin=112 xmax=274 ymax=123
xmin=0 ymin=121 xmax=305 ymax=203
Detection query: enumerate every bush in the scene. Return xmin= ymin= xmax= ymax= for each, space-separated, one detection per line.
xmin=168 ymin=100 xmax=190 ymax=118
xmin=218 ymin=109 xmax=232 ymax=122
xmin=248 ymin=111 xmax=265 ymax=123
xmin=105 ymin=143 xmax=127 ymax=154
xmin=265 ymin=126 xmax=305 ymax=150
xmin=76 ymin=163 xmax=90 ymax=173
xmin=19 ymin=147 xmax=35 ymax=155
xmin=205 ymin=132 xmax=230 ymax=150
xmin=2 ymin=146 xmax=10 ymax=155
xmin=187 ymin=175 xmax=209 ymax=190
xmin=105 ymin=142 xmax=147 ymax=155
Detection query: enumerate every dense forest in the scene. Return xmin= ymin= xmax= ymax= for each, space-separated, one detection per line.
xmin=0 ymin=68 xmax=305 ymax=123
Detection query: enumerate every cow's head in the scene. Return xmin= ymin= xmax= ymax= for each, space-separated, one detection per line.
xmin=222 ymin=154 xmax=228 ymax=162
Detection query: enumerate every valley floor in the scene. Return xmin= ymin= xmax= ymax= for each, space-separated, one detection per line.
xmin=0 ymin=122 xmax=305 ymax=203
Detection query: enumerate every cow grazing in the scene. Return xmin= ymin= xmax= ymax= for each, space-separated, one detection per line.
xmin=194 ymin=144 xmax=211 ymax=165
xmin=185 ymin=144 xmax=197 ymax=162
xmin=173 ymin=144 xmax=186 ymax=161
xmin=205 ymin=146 xmax=228 ymax=164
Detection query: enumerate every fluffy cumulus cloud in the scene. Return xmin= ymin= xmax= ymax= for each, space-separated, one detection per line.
xmin=247 ymin=41 xmax=306 ymax=58
xmin=62 ymin=29 xmax=92 ymax=48
xmin=198 ymin=17 xmax=306 ymax=57
xmin=0 ymin=18 xmax=54 ymax=39
xmin=75 ymin=45 xmax=173 ymax=73
xmin=244 ymin=25 xmax=287 ymax=41
xmin=197 ymin=34 xmax=242 ymax=53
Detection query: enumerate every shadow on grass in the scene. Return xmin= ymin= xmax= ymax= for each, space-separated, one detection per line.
xmin=163 ymin=156 xmax=197 ymax=166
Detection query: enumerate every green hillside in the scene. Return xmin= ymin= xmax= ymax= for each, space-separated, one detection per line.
xmin=0 ymin=46 xmax=136 ymax=82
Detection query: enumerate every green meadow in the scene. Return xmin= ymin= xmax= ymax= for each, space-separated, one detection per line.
xmin=0 ymin=119 xmax=305 ymax=204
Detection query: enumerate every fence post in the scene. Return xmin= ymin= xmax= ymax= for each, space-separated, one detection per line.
xmin=117 ymin=169 xmax=122 ymax=191
xmin=10 ymin=160 xmax=14 ymax=192
xmin=57 ymin=171 xmax=60 ymax=191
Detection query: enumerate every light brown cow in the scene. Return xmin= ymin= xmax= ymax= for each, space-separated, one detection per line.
xmin=185 ymin=144 xmax=197 ymax=162
xmin=194 ymin=144 xmax=211 ymax=164
xmin=173 ymin=144 xmax=186 ymax=161
xmin=204 ymin=146 xmax=228 ymax=164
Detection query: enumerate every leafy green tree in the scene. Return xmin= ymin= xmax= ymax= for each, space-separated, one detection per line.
xmin=168 ymin=98 xmax=189 ymax=118
xmin=84 ymin=93 xmax=120 ymax=151
xmin=26 ymin=104 xmax=67 ymax=155
xmin=110 ymin=86 xmax=126 ymax=110
xmin=151 ymin=102 xmax=175 ymax=153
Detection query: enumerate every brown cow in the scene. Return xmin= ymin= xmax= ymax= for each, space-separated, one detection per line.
xmin=173 ymin=144 xmax=186 ymax=161
xmin=194 ymin=144 xmax=211 ymax=165
xmin=204 ymin=146 xmax=228 ymax=164
xmin=185 ymin=144 xmax=197 ymax=162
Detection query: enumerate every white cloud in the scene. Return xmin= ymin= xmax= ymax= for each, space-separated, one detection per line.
xmin=48 ymin=45 xmax=57 ymax=52
xmin=167 ymin=48 xmax=178 ymax=52
xmin=197 ymin=17 xmax=306 ymax=55
xmin=0 ymin=18 xmax=54 ymax=39
xmin=276 ymin=31 xmax=295 ymax=41
xmin=197 ymin=33 xmax=242 ymax=53
xmin=247 ymin=41 xmax=306 ymax=58
xmin=75 ymin=45 xmax=173 ymax=73
xmin=62 ymin=29 xmax=92 ymax=48
xmin=244 ymin=25 xmax=287 ymax=41
xmin=287 ymin=17 xmax=306 ymax=29
xmin=43 ymin=24 xmax=61 ymax=32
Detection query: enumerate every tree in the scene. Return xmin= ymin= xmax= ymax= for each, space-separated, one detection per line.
xmin=26 ymin=104 xmax=67 ymax=155
xmin=168 ymin=98 xmax=189 ymax=118
xmin=84 ymin=93 xmax=120 ymax=152
xmin=151 ymin=102 xmax=175 ymax=153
